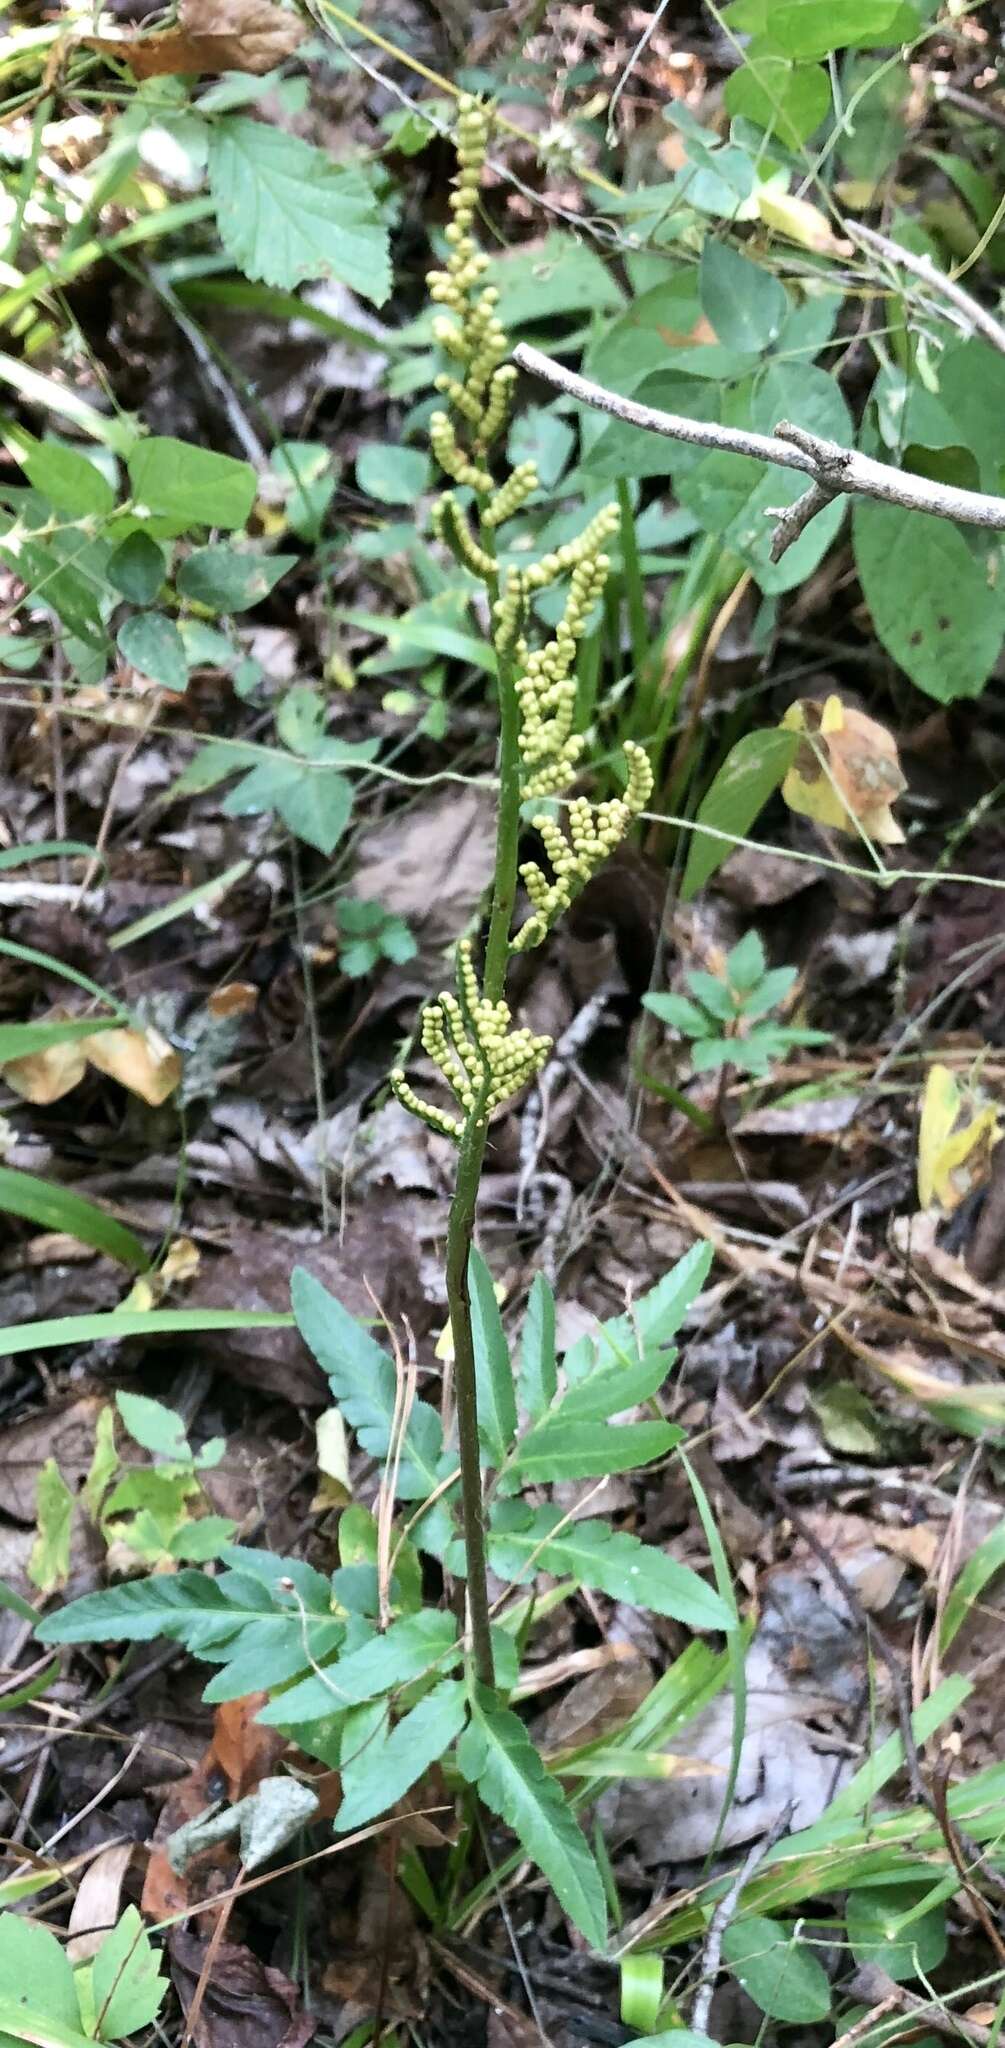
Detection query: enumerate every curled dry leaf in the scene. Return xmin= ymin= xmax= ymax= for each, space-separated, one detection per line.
xmin=83 ymin=0 xmax=305 ymax=77
xmin=85 ymin=1023 xmax=183 ymax=1105
xmin=67 ymin=1841 xmax=134 ymax=1962
xmin=781 ymin=694 xmax=906 ymax=845
xmin=3 ymin=1018 xmax=87 ymax=1104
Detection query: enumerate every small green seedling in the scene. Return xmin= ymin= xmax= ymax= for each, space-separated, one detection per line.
xmin=644 ymin=930 xmax=830 ymax=1078
xmin=337 ymin=897 xmax=417 ymax=978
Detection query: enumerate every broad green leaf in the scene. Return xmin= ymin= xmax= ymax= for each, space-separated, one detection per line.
xmin=676 ymin=363 xmax=853 ymax=594
xmin=479 ymin=1503 xmax=733 ymax=1632
xmin=489 ymin=233 xmax=623 ymax=328
xmin=728 ymin=0 xmax=912 ymax=58
xmin=0 ymin=1914 xmax=79 ymax=2048
xmin=128 ymin=438 xmax=256 ymax=530
xmin=106 ymin=532 xmax=166 ymax=604
xmin=720 ymin=1916 xmax=831 ymax=2021
xmin=336 ymin=1679 xmax=468 ymax=1831
xmin=723 ymin=46 xmax=830 ymax=145
xmin=853 ymin=502 xmax=1005 ymax=702
xmin=291 ymin=1268 xmax=444 ymax=1499
xmin=23 ymin=441 xmax=115 ymax=519
xmin=518 ymin=1272 xmax=557 ymax=1424
xmin=556 ymin=1242 xmax=714 ymax=1422
xmin=0 ymin=1165 xmax=147 ymax=1271
xmin=258 ymin=1609 xmax=458 ymax=1725
xmin=91 ymin=1908 xmax=166 ymax=2040
xmin=643 ymin=993 xmax=711 ymax=1037
xmin=682 ymin=729 xmax=797 ymax=899
xmin=177 ymin=547 xmax=296 ymax=613
xmin=510 ymin=1418 xmax=681 ymax=1484
xmin=699 ymin=241 xmax=787 ymax=353
xmin=116 ymin=613 xmax=189 ymax=693
xmin=356 ymin=443 xmax=430 ymax=504
xmin=469 ymin=1249 xmax=517 ymax=1464
xmin=28 ymin=1460 xmax=73 ymax=1596
xmin=115 ymin=1391 xmax=189 ymax=1459
xmin=209 ymin=121 xmax=391 ymax=303
xmin=845 ymin=1882 xmax=947 ymax=1983
xmin=42 ymin=1548 xmax=341 ymax=1703
xmin=223 ymin=759 xmax=353 ymax=855
xmin=457 ymin=1693 xmax=607 ymax=1947
xmin=508 ymin=407 xmax=574 ymax=490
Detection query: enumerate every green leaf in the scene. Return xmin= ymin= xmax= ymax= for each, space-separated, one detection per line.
xmin=356 ymin=444 xmax=430 ymax=504
xmin=209 ymin=121 xmax=391 ymax=303
xmin=0 ymin=1016 xmax=119 ymax=1063
xmin=683 ymin=733 xmax=794 ymax=901
xmin=511 ymin=1418 xmax=681 ymax=1484
xmin=0 ymin=1165 xmax=147 ymax=1272
xmin=457 ymin=1693 xmax=607 ymax=1947
xmin=28 ymin=1459 xmax=73 ymax=1597
xmin=222 ymin=759 xmax=353 ymax=855
xmin=507 ymin=407 xmax=574 ymax=490
xmin=677 ymin=363 xmax=853 ymax=594
xmin=643 ymin=993 xmax=711 ymax=1037
xmin=127 ymin=438 xmax=256 ymax=531
xmin=732 ymin=0 xmax=910 ymax=58
xmin=518 ymin=1272 xmax=557 ymax=1424
xmin=726 ymin=930 xmax=767 ymax=992
xmin=853 ymin=502 xmax=1005 ymax=702
xmin=107 ymin=533 xmax=166 ymax=604
xmin=698 ymin=241 xmax=788 ymax=353
xmin=177 ymin=547 xmax=296 ymax=613
xmin=291 ymin=1269 xmax=444 ymax=1499
xmin=720 ymin=1916 xmax=831 ymax=2021
xmin=258 ymin=1609 xmax=458 ymax=1725
xmin=0 ymin=1305 xmax=291 ymax=1362
xmin=115 ymin=1391 xmax=190 ymax=1460
xmin=490 ymin=232 xmax=623 ymax=329
xmin=23 ymin=441 xmax=115 ymax=519
xmin=845 ymin=1882 xmax=947 ymax=1983
xmin=116 ymin=613 xmax=189 ymax=693
xmin=480 ymin=1503 xmax=733 ymax=1632
xmin=336 ymin=1679 xmax=468 ymax=1831
xmin=556 ymin=1242 xmax=714 ymax=1423
xmin=469 ymin=1249 xmax=517 ymax=1464
xmin=0 ymin=1914 xmax=79 ymax=2048
xmin=723 ymin=46 xmax=830 ymax=145
xmin=940 ymin=1522 xmax=1005 ymax=1653
xmin=92 ymin=1908 xmax=167 ymax=2040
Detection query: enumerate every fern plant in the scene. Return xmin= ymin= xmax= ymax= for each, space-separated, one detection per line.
xmin=39 ymin=98 xmax=730 ymax=1952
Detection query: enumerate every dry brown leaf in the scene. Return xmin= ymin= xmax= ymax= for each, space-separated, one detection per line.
xmin=349 ymin=784 xmax=496 ymax=947
xmin=0 ymin=1396 xmax=106 ymax=1524
xmin=170 ymin=1933 xmax=316 ymax=2048
xmin=782 ymin=695 xmax=906 ymax=845
xmin=3 ymin=1022 xmax=87 ymax=1104
xmin=67 ymin=1842 xmax=133 ymax=1963
xmin=84 ymin=0 xmax=304 ymax=77
xmin=86 ymin=1023 xmax=182 ymax=1105
xmin=142 ymin=1694 xmax=286 ymax=1918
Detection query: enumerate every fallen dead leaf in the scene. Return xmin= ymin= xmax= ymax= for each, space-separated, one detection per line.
xmin=0 ymin=1396 xmax=105 ymax=1523
xmin=170 ymin=1932 xmax=316 ymax=2048
xmin=86 ymin=1023 xmax=182 ymax=1105
xmin=142 ymin=1695 xmax=286 ymax=1919
xmin=3 ymin=1020 xmax=87 ymax=1104
xmin=67 ymin=1842 xmax=134 ymax=1962
xmin=83 ymin=0 xmax=304 ymax=77
xmin=782 ymin=695 xmax=906 ymax=845
xmin=349 ymin=784 xmax=495 ymax=947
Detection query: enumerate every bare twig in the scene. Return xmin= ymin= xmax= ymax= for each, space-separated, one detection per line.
xmin=511 ymin=343 xmax=1005 ymax=561
xmin=848 ymin=220 xmax=1005 ymax=358
xmin=941 ymin=84 xmax=1005 ymax=138
xmin=690 ymin=1803 xmax=794 ymax=2036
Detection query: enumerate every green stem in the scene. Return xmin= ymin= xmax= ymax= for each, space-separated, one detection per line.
xmin=444 ymin=529 xmax=526 ymax=1691
xmin=616 ymin=477 xmax=648 ymax=689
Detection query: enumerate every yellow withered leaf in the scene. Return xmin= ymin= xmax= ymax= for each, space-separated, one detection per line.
xmin=85 ymin=1024 xmax=182 ymax=1106
xmin=3 ymin=1030 xmax=87 ymax=1105
xmin=917 ymin=1062 xmax=999 ymax=1212
xmin=757 ymin=187 xmax=853 ymax=256
xmin=781 ymin=694 xmax=906 ymax=845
